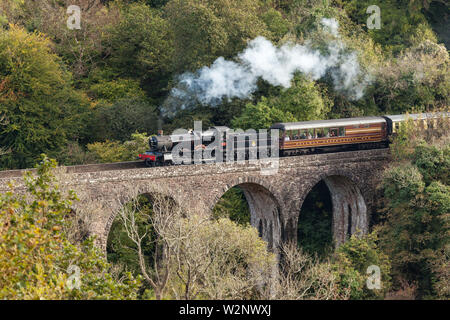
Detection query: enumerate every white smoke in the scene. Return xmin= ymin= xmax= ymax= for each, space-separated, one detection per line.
xmin=321 ymin=17 xmax=340 ymax=37
xmin=165 ymin=18 xmax=370 ymax=114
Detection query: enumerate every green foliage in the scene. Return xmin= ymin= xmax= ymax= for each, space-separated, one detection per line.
xmin=212 ymin=187 xmax=251 ymax=226
xmin=87 ymin=132 xmax=150 ymax=163
xmin=92 ymin=98 xmax=158 ymax=142
xmin=106 ymin=195 xmax=275 ymax=300
xmin=336 ymin=0 xmax=437 ymax=54
xmin=232 ymin=76 xmax=330 ymax=130
xmin=297 ymin=181 xmax=334 ymax=258
xmin=167 ymin=216 xmax=276 ymax=300
xmin=379 ymin=140 xmax=450 ymax=299
xmin=261 ymin=8 xmax=291 ymax=41
xmin=413 ymin=143 xmax=450 ymax=185
xmin=373 ymin=41 xmax=449 ymax=114
xmin=0 ymin=155 xmax=140 ymax=299
xmin=105 ymin=2 xmax=174 ymax=96
xmin=54 ymin=141 xmax=96 ymax=166
xmin=264 ymin=76 xmax=332 ymax=121
xmin=89 ymin=78 xmax=146 ymax=105
xmin=165 ymin=0 xmax=269 ymax=72
xmin=382 ymin=164 xmax=425 ymax=205
xmin=0 ymin=25 xmax=90 ymax=169
xmin=232 ymin=97 xmax=296 ymax=130
xmin=107 ymin=195 xmax=157 ymax=278
xmin=389 ymin=117 xmax=418 ymax=161
xmin=1 ymin=0 xmax=448 ymax=171
xmin=332 ymin=231 xmax=392 ymax=300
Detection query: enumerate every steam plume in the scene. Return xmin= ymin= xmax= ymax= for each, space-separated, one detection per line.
xmin=164 ymin=18 xmax=370 ymax=115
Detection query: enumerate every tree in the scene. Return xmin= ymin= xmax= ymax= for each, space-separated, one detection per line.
xmin=165 ymin=0 xmax=269 ymax=73
xmin=88 ymin=78 xmax=146 ymax=106
xmin=336 ymin=0 xmax=438 ymax=54
xmin=265 ymin=76 xmax=332 ymax=121
xmin=91 ymin=97 xmax=158 ymax=142
xmin=0 ymin=25 xmax=90 ymax=169
xmin=105 ymin=2 xmax=174 ymax=98
xmin=113 ymin=190 xmax=178 ymax=300
xmin=0 ymin=112 xmax=10 ymax=156
xmin=232 ymin=97 xmax=297 ymax=130
xmin=274 ymin=242 xmax=350 ymax=300
xmin=170 ymin=216 xmax=275 ymax=300
xmin=297 ymin=181 xmax=334 ymax=258
xmin=1 ymin=0 xmax=119 ymax=79
xmin=373 ymin=41 xmax=449 ymax=114
xmin=212 ymin=187 xmax=251 ymax=226
xmin=109 ymin=186 xmax=276 ymax=300
xmin=260 ymin=8 xmax=291 ymax=42
xmin=87 ymin=132 xmax=150 ymax=163
xmin=377 ymin=123 xmax=450 ymax=298
xmin=332 ymin=232 xmax=392 ymax=300
xmin=379 ymin=163 xmax=449 ymax=298
xmin=0 ymin=156 xmax=140 ymax=299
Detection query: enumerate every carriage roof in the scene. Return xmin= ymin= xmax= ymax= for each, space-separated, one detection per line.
xmin=270 ymin=116 xmax=386 ymax=131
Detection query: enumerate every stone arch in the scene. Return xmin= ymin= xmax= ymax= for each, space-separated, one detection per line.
xmin=210 ymin=177 xmax=283 ymax=251
xmin=102 ymin=184 xmax=181 ymax=254
xmin=295 ymin=170 xmax=370 ymax=247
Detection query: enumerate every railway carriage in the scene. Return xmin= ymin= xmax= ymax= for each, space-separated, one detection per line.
xmin=271 ymin=117 xmax=388 ymax=156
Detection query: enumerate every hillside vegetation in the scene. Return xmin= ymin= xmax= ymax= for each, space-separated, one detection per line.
xmin=0 ymin=0 xmax=448 ymax=169
xmin=0 ymin=0 xmax=448 ymax=300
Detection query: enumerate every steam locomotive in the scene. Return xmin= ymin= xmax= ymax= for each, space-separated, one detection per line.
xmin=138 ymin=113 xmax=447 ymax=167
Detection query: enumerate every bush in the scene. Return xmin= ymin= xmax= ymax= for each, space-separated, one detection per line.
xmin=92 ymin=98 xmax=158 ymax=142
xmin=332 ymin=232 xmax=392 ymax=300
xmin=275 ymin=243 xmax=350 ymax=300
xmin=232 ymin=97 xmax=296 ymax=130
xmin=169 ymin=216 xmax=276 ymax=300
xmin=413 ymin=143 xmax=450 ymax=185
xmin=0 ymin=156 xmax=140 ymax=299
xmin=87 ymin=132 xmax=150 ymax=163
xmin=108 ymin=189 xmax=276 ymax=300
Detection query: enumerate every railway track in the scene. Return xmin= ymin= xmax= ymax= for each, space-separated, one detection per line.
xmin=0 ymin=161 xmax=146 ymax=179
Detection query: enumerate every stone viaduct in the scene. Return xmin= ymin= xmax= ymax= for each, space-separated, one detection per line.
xmin=0 ymin=149 xmax=390 ymax=253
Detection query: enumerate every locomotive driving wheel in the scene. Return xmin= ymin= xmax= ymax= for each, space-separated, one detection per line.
xmin=144 ymin=158 xmax=155 ymax=167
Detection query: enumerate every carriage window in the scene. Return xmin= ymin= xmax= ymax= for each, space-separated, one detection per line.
xmin=307 ymin=128 xmax=314 ymax=139
xmin=330 ymin=128 xmax=338 ymax=137
xmin=316 ymin=128 xmax=324 ymax=138
xmin=323 ymin=128 xmax=330 ymax=137
xmin=285 ymin=130 xmax=291 ymax=141
xmin=339 ymin=127 xmax=345 ymax=136
xmin=292 ymin=130 xmax=300 ymax=140
xmin=299 ymin=129 xmax=307 ymax=139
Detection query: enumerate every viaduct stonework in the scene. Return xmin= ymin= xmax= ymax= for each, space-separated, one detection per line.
xmin=0 ymin=149 xmax=390 ymax=253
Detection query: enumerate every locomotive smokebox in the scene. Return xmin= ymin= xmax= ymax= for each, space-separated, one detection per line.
xmin=150 ymin=135 xmax=173 ymax=151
